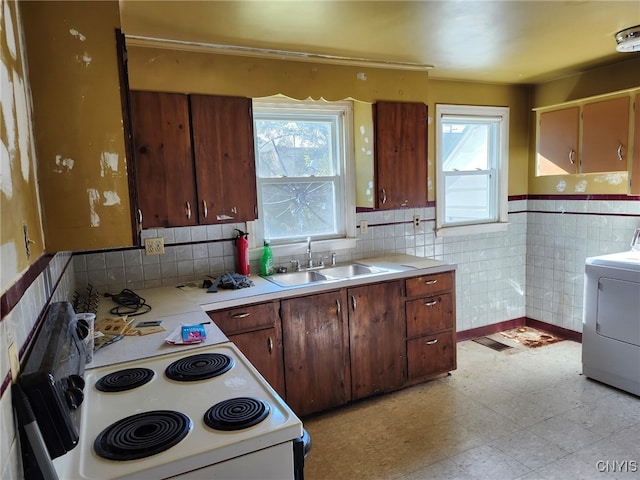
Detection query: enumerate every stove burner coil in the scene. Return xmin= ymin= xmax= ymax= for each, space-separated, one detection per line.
xmin=95 ymin=368 xmax=155 ymax=392
xmin=94 ymin=410 xmax=191 ymax=461
xmin=165 ymin=353 xmax=234 ymax=382
xmin=204 ymin=397 xmax=270 ymax=431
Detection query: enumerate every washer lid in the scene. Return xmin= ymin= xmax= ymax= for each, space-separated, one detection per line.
xmin=586 ymin=250 xmax=640 ymax=271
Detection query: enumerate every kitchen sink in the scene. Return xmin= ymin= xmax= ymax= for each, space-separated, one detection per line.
xmin=321 ymin=263 xmax=386 ymax=278
xmin=265 ymin=270 xmax=330 ymax=287
xmin=264 ymin=262 xmax=388 ymax=287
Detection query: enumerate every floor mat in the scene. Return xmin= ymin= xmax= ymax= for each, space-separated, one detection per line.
xmin=472 ymin=336 xmax=513 ymax=351
xmin=499 ymin=326 xmax=563 ymax=348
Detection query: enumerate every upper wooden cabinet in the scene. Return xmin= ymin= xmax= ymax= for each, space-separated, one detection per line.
xmin=537 ymin=106 xmax=579 ymax=175
xmin=536 ymin=93 xmax=635 ymax=177
xmin=632 ymin=94 xmax=640 ymax=195
xmin=129 ymin=91 xmax=257 ymax=230
xmin=190 ymin=95 xmax=257 ymax=224
xmin=373 ymin=101 xmax=428 ymax=209
xmin=129 ymin=91 xmax=197 ymax=228
xmin=581 ymin=96 xmax=630 ymax=174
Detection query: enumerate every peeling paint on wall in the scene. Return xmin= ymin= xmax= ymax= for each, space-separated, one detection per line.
xmin=88 ymin=188 xmax=101 ymax=226
xmin=103 ymin=190 xmax=120 ymax=206
xmin=357 ymin=72 xmax=367 ymax=81
xmin=593 ymin=173 xmax=627 ymax=185
xmin=75 ymin=52 xmax=92 ymax=66
xmin=574 ymin=179 xmax=588 ymax=192
xmin=555 ymin=180 xmax=567 ymax=192
xmin=3 ymin=0 xmax=17 ymax=60
xmin=100 ymin=150 xmax=119 ymax=176
xmin=54 ymin=154 xmax=74 ymax=173
xmin=69 ymin=28 xmax=86 ymax=41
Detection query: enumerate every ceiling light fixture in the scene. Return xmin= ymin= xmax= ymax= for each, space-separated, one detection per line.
xmin=615 ymin=25 xmax=640 ymax=52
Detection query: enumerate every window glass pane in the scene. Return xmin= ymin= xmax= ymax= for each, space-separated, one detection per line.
xmin=261 ymin=181 xmax=337 ymax=240
xmin=255 ymin=118 xmax=336 ymax=178
xmin=443 ymin=173 xmax=495 ymax=224
xmin=441 ymin=120 xmax=498 ymax=171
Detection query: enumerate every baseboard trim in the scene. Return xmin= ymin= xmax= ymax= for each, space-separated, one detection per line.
xmin=457 ymin=317 xmax=582 ymax=343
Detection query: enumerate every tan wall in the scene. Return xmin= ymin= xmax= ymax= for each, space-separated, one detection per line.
xmin=20 ymin=1 xmax=131 ymax=251
xmin=529 ymin=58 xmax=640 ymax=195
xmin=1 ymin=0 xmax=45 ymax=294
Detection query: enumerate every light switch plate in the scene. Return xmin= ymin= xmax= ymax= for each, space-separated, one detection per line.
xmin=360 ymin=220 xmax=368 ymax=235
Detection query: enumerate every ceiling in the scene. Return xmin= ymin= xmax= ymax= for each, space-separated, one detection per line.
xmin=119 ymin=1 xmax=640 ymax=85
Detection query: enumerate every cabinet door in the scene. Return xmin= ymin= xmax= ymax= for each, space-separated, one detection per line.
xmin=632 ymin=94 xmax=640 ymax=195
xmin=374 ymin=102 xmax=428 ymax=209
xmin=348 ymin=281 xmax=404 ymax=400
xmin=229 ymin=328 xmax=286 ymax=398
xmin=130 ymin=91 xmax=197 ymax=228
xmin=281 ymin=291 xmax=350 ymax=416
xmin=582 ymin=97 xmax=630 ymax=173
xmin=190 ymin=95 xmax=257 ymax=224
xmin=537 ymin=107 xmax=579 ymax=175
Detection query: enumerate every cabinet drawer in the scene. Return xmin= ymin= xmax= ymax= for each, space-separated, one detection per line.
xmin=406 ymin=272 xmax=453 ymax=297
xmin=407 ymin=331 xmax=455 ymax=380
xmin=406 ymin=293 xmax=453 ymax=337
xmin=208 ymin=302 xmax=278 ymax=335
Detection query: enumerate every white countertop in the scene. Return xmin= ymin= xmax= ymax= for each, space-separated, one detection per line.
xmin=88 ymin=254 xmax=455 ymax=369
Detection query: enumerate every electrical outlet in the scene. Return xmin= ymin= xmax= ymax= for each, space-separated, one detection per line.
xmin=360 ymin=220 xmax=369 ymax=235
xmin=9 ymin=342 xmax=19 ymax=380
xmin=144 ymin=237 xmax=165 ymax=255
xmin=413 ymin=215 xmax=421 ymax=228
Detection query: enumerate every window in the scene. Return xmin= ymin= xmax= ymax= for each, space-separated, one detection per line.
xmin=252 ymin=98 xmax=355 ymax=250
xmin=435 ymin=104 xmax=509 ymax=237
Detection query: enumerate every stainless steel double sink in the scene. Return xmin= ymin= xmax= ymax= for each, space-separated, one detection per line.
xmin=264 ymin=263 xmax=388 ymax=287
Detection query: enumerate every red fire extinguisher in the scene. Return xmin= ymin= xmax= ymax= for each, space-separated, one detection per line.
xmin=235 ymin=229 xmax=250 ymax=276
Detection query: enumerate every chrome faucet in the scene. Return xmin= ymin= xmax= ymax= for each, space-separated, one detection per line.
xmin=306 ymin=237 xmax=313 ymax=268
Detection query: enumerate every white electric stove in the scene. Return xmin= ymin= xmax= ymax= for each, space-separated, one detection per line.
xmin=55 ymin=342 xmax=304 ymax=479
xmin=14 ymin=302 xmax=307 ymax=480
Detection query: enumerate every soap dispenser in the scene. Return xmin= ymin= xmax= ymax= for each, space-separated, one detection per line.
xmin=261 ymin=240 xmax=274 ymax=276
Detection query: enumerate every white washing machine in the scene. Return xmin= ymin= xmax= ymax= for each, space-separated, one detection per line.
xmin=582 ymin=250 xmax=640 ymax=396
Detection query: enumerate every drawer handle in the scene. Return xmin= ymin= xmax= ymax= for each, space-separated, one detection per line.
xmin=186 ymin=201 xmax=192 ymax=220
xmin=568 ymin=149 xmax=575 ymax=165
xmin=351 ymin=295 xmax=357 ymax=311
xmin=424 ymin=300 xmax=438 ymax=306
xmin=202 ymin=200 xmax=208 ymax=219
xmin=381 ymin=188 xmax=387 ymax=204
xmin=617 ymin=143 xmax=624 ymax=161
xmin=425 ymin=339 xmax=438 ymax=345
xmin=267 ymin=337 xmax=273 ymax=353
xmin=425 ymin=279 xmax=438 ymax=285
xmin=137 ymin=208 xmax=143 ymax=226
xmin=232 ymin=313 xmax=251 ymax=319
xmin=336 ymin=299 xmax=341 ymax=316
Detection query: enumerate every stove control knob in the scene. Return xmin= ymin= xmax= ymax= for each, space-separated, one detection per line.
xmin=65 ymin=375 xmax=86 ymax=410
xmin=68 ymin=374 xmax=86 ymax=391
xmin=65 ymin=386 xmax=85 ymax=411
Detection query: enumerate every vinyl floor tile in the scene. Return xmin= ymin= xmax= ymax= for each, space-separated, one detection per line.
xmin=303 ymin=339 xmax=639 ymax=480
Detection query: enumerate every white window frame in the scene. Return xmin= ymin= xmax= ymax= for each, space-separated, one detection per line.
xmin=435 ymin=104 xmax=509 ymax=237
xmin=248 ymin=97 xmax=356 ymax=258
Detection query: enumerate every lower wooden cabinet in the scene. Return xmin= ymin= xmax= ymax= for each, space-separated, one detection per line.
xmin=281 ymin=291 xmax=350 ymax=416
xmin=207 ymin=301 xmax=285 ymax=397
xmin=207 ymin=269 xmax=456 ymax=416
xmin=348 ymin=281 xmax=405 ymax=400
xmin=404 ymin=271 xmax=457 ymax=385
